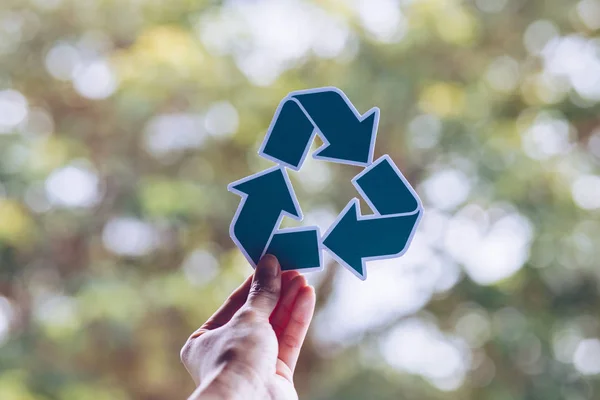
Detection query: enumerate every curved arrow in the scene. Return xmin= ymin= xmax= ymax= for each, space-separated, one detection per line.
xmin=259 ymin=87 xmax=379 ymax=170
xmin=321 ymin=155 xmax=423 ymax=280
xmin=228 ymin=166 xmax=322 ymax=271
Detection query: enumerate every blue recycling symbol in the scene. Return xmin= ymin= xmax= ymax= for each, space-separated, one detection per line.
xmin=228 ymin=87 xmax=423 ymax=280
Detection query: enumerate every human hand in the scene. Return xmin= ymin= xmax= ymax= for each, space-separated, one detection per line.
xmin=180 ymin=255 xmax=316 ymax=400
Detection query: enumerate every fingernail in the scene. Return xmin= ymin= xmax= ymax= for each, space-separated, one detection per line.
xmin=259 ymin=254 xmax=280 ymax=278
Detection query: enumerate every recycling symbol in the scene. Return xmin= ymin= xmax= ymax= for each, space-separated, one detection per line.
xmin=228 ymin=87 xmax=423 ymax=280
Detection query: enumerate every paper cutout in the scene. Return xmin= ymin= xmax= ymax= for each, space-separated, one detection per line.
xmin=321 ymin=156 xmax=422 ymax=280
xmin=229 ymin=87 xmax=422 ymax=279
xmin=228 ymin=166 xmax=322 ymax=272
xmin=259 ymin=87 xmax=379 ymax=170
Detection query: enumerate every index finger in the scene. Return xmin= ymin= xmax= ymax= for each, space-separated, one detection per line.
xmin=191 ymin=270 xmax=301 ymax=338
xmin=192 ymin=274 xmax=254 ymax=336
xmin=277 ymin=285 xmax=316 ymax=375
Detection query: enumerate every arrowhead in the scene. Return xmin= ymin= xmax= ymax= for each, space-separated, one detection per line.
xmin=229 ymin=167 xmax=301 ymax=219
xmin=292 ymin=89 xmax=379 ymax=166
xmin=322 ymin=198 xmax=422 ymax=280
xmin=313 ymin=109 xmax=377 ymax=165
xmin=321 ymin=200 xmax=366 ymax=279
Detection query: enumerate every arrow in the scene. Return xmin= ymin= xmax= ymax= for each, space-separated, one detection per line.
xmin=321 ymin=156 xmax=422 ymax=280
xmin=293 ymin=88 xmax=379 ymax=166
xmin=228 ymin=166 xmax=321 ymax=271
xmin=259 ymin=87 xmax=379 ymax=170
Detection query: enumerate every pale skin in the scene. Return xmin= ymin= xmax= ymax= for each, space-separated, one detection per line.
xmin=180 ymin=254 xmax=317 ymax=400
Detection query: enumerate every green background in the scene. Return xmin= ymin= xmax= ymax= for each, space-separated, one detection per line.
xmin=1 ymin=0 xmax=600 ymax=399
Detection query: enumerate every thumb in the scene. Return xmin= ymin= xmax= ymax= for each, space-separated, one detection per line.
xmin=246 ymin=254 xmax=282 ymax=317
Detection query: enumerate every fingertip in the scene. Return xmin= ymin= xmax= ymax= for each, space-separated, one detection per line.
xmin=255 ymin=255 xmax=281 ymax=288
xmin=257 ymin=254 xmax=281 ymax=278
xmin=281 ymin=270 xmax=300 ymax=285
xmin=296 ymin=273 xmax=308 ymax=286
xmin=295 ymin=285 xmax=316 ymax=313
xmin=288 ymin=274 xmax=307 ymax=293
xmin=299 ymin=284 xmax=316 ymax=301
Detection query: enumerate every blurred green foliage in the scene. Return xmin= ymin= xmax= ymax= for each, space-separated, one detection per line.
xmin=1 ymin=0 xmax=600 ymax=399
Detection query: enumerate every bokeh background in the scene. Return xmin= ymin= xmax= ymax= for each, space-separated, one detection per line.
xmin=1 ymin=0 xmax=600 ymax=399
